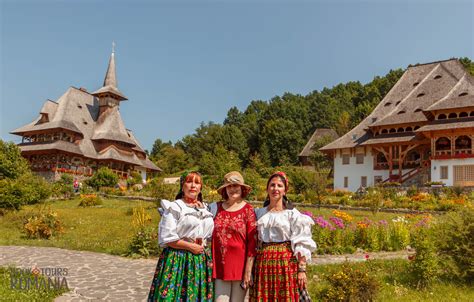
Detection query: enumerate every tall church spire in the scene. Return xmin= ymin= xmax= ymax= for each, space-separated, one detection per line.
xmin=92 ymin=44 xmax=128 ymax=101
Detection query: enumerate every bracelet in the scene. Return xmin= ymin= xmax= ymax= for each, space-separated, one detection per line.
xmin=298 ymin=268 xmax=306 ymax=273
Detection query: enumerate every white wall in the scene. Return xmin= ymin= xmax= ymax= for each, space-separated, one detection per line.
xmin=333 ymin=148 xmax=412 ymax=192
xmin=431 ymin=158 xmax=474 ymax=186
xmin=135 ymin=167 xmax=147 ymax=183
xmin=334 ymin=150 xmax=374 ymax=192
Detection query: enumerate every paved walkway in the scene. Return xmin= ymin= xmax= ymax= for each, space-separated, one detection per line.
xmin=0 ymin=246 xmax=412 ymax=301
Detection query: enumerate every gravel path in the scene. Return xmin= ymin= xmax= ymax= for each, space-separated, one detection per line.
xmin=0 ymin=246 xmax=412 ymax=301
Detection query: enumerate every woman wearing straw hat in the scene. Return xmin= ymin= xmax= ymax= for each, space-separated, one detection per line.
xmin=250 ymin=171 xmax=316 ymax=302
xmin=209 ymin=171 xmax=257 ymax=302
xmin=148 ymin=171 xmax=214 ymax=302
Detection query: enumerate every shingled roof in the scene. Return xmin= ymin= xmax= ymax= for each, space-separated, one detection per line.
xmin=320 ymin=59 xmax=472 ymax=151
xmin=299 ymin=128 xmax=339 ymax=157
xmin=11 ymin=52 xmax=160 ymax=172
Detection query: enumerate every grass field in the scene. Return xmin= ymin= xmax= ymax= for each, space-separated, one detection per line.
xmin=0 ymin=198 xmax=405 ymax=256
xmin=307 ymin=259 xmax=474 ymax=302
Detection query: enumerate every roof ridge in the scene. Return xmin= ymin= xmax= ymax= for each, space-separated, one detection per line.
xmin=408 ymin=58 xmax=458 ymax=68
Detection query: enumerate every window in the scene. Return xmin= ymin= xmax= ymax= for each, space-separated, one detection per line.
xmin=374 ymin=176 xmax=383 ymax=184
xmin=344 ymin=177 xmax=349 ymax=188
xmin=356 ymin=154 xmax=364 ymax=164
xmin=440 ymin=166 xmax=448 ymax=180
xmin=342 ymin=154 xmax=350 ymax=165
xmin=361 ymin=176 xmax=367 ymax=188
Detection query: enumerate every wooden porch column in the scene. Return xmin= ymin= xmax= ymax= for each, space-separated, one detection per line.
xmin=398 ymin=145 xmax=402 ymax=179
xmin=450 ymin=136 xmax=455 ymax=155
xmin=388 ymin=146 xmax=393 ymax=179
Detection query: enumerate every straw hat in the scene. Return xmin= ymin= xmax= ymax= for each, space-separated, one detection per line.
xmin=217 ymin=171 xmax=252 ymax=198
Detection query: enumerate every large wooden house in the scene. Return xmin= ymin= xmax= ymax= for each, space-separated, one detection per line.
xmin=11 ymin=51 xmax=161 ymax=181
xmin=320 ymin=59 xmax=474 ymax=191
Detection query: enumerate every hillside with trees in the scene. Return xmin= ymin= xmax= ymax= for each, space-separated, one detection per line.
xmin=150 ymin=58 xmax=473 ymax=180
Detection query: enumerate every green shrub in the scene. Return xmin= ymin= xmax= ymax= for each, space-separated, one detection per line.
xmin=147 ymin=178 xmax=178 ymax=201
xmin=51 ymin=174 xmax=74 ymax=198
xmin=125 ymin=227 xmax=160 ymax=258
xmin=321 ymin=262 xmax=379 ymax=302
xmin=0 ymin=173 xmax=51 ymax=210
xmin=23 ymin=206 xmax=64 ymax=239
xmin=85 ymin=167 xmax=118 ymax=190
xmin=409 ymin=228 xmax=440 ymax=288
xmin=127 ymin=171 xmax=143 ymax=187
xmin=434 ymin=207 xmax=474 ymax=283
xmin=78 ymin=194 xmax=102 ymax=207
xmin=0 ymin=140 xmax=30 ymax=179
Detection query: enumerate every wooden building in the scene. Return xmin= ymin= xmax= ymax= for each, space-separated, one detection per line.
xmin=299 ymin=128 xmax=339 ymax=166
xmin=11 ymin=51 xmax=161 ymax=181
xmin=320 ymin=59 xmax=473 ymax=191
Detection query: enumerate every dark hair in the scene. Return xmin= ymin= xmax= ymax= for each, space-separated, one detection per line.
xmin=175 ymin=172 xmax=203 ymax=201
xmin=263 ymin=174 xmax=294 ymax=209
xmin=220 ymin=185 xmax=251 ymax=201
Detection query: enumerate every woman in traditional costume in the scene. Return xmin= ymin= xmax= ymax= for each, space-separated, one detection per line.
xmin=148 ymin=171 xmax=214 ymax=302
xmin=250 ymin=171 xmax=316 ymax=302
xmin=209 ymin=171 xmax=257 ymax=302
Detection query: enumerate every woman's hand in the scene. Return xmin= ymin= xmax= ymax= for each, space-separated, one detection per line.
xmin=242 ymin=270 xmax=252 ymax=289
xmin=187 ymin=243 xmax=204 ymax=255
xmin=297 ymin=271 xmax=307 ymax=289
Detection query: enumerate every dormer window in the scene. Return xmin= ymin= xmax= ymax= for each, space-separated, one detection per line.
xmin=396 ymin=101 xmax=401 ymax=106
xmin=417 ymin=93 xmax=425 ymax=98
xmin=414 ymin=108 xmax=422 ymax=112
xmin=434 ymin=75 xmax=442 ymax=79
xmin=384 ymin=102 xmax=392 ymax=107
xmin=459 ymin=92 xmax=468 ymax=97
xmin=352 ymin=134 xmax=357 ymax=140
xmin=398 ymin=110 xmax=406 ymax=114
xmin=372 ymin=117 xmax=377 ymax=123
xmin=413 ymin=82 xmax=419 ymax=87
xmin=77 ymin=104 xmax=83 ymax=109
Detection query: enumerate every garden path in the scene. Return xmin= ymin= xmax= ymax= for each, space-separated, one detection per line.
xmin=0 ymin=246 xmax=412 ymax=301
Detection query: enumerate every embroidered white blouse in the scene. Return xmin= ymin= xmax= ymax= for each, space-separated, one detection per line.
xmin=158 ymin=199 xmax=214 ymax=247
xmin=255 ymin=207 xmax=317 ymax=262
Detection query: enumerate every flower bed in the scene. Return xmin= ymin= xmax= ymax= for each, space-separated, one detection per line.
xmin=303 ymin=210 xmax=432 ymax=254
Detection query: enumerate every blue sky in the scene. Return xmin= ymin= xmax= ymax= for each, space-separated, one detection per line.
xmin=1 ymin=0 xmax=473 ymax=151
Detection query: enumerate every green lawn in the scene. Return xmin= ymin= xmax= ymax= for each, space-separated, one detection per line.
xmin=0 ymin=198 xmax=419 ymax=256
xmin=0 ymin=198 xmax=160 ymax=256
xmin=0 ymin=267 xmax=66 ymax=301
xmin=307 ymin=259 xmax=474 ymax=302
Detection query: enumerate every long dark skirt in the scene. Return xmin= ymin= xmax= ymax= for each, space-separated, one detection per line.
xmin=147 ymin=247 xmax=214 ymax=302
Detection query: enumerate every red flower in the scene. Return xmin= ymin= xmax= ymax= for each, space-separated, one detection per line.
xmin=408 ymin=254 xmax=415 ymax=261
xmin=365 ymin=254 xmax=370 ymax=260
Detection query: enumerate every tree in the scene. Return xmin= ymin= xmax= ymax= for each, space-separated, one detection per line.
xmin=335 ymin=111 xmax=351 ymax=136
xmin=85 ymin=167 xmax=119 ymax=189
xmin=200 ymin=144 xmax=242 ymax=187
xmin=154 ymin=145 xmax=190 ymax=174
xmin=0 ymin=140 xmax=30 ymax=179
xmin=260 ymin=119 xmax=304 ymax=166
xmin=310 ymin=135 xmax=337 ymax=170
xmin=150 ymin=139 xmax=172 ymax=161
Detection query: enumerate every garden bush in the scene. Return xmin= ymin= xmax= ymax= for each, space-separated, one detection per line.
xmin=0 ymin=173 xmax=51 ymax=211
xmin=321 ymin=262 xmax=379 ymax=302
xmin=78 ymin=194 xmax=102 ymax=207
xmin=125 ymin=203 xmax=159 ymax=258
xmin=409 ymin=227 xmax=440 ymax=288
xmin=85 ymin=167 xmax=118 ymax=190
xmin=434 ymin=207 xmax=474 ymax=283
xmin=51 ymin=174 xmax=74 ymax=198
xmin=146 ymin=178 xmax=179 ymax=201
xmin=23 ymin=206 xmax=64 ymax=239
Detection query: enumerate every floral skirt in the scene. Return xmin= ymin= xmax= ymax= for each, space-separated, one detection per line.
xmin=250 ymin=241 xmax=299 ymax=302
xmin=147 ymin=247 xmax=214 ymax=302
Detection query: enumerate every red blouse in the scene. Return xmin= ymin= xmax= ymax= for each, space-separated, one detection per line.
xmin=212 ymin=202 xmax=257 ymax=280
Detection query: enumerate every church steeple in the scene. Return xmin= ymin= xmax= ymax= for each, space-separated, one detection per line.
xmin=92 ymin=44 xmax=128 ymax=109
